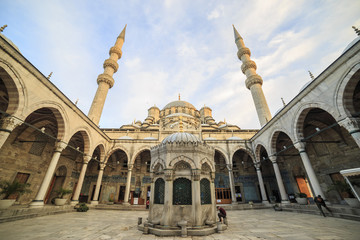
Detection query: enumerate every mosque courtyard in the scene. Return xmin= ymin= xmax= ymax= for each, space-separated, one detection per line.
xmin=0 ymin=209 xmax=359 ymax=240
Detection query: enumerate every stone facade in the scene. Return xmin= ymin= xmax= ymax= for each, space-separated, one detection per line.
xmin=0 ymin=28 xmax=359 ymax=208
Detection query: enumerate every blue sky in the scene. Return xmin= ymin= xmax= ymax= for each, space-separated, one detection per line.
xmin=1 ymin=0 xmax=359 ymax=129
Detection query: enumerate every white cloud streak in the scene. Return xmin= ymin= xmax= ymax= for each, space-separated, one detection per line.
xmin=1 ymin=0 xmax=360 ymax=129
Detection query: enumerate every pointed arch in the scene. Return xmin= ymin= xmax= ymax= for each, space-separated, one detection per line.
xmin=130 ymin=146 xmax=151 ymax=165
xmin=22 ymin=101 xmax=69 ymax=141
xmin=0 ymin=59 xmax=26 ymax=115
xmin=105 ymin=146 xmax=130 ymax=164
xmin=213 ymin=147 xmax=229 ymax=164
xmin=335 ymin=62 xmax=360 ymax=117
xmin=270 ymin=129 xmax=295 ymax=156
xmin=151 ymin=157 xmax=166 ymax=171
xmin=169 ymin=155 xmax=196 ymax=169
xmin=293 ymin=102 xmax=339 ymax=142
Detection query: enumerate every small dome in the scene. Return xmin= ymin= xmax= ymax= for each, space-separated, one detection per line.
xmin=162 ymin=100 xmax=196 ymax=110
xmin=204 ymin=137 xmax=217 ymax=140
xmin=162 ymin=132 xmax=201 ymax=144
xmin=227 ymin=136 xmax=243 ymax=140
xmin=0 ymin=33 xmax=21 ymax=53
xmin=144 ymin=137 xmax=157 ymax=140
xmin=343 ymin=37 xmax=360 ymax=53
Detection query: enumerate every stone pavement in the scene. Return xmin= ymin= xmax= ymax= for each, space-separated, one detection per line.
xmin=0 ymin=209 xmax=359 ymax=240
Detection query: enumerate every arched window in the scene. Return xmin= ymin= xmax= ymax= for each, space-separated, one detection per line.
xmin=200 ymin=178 xmax=211 ymax=204
xmin=154 ymin=178 xmax=165 ymax=204
xmin=173 ymin=178 xmax=192 ymax=205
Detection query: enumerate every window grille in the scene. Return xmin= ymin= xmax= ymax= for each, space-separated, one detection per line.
xmin=200 ymin=178 xmax=211 ymax=204
xmin=29 ymin=133 xmax=48 ymax=156
xmin=173 ymin=178 xmax=192 ymax=205
xmin=154 ymin=178 xmax=165 ymax=204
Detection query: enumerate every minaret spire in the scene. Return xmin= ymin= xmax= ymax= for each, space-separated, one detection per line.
xmin=233 ymin=25 xmax=272 ymax=126
xmin=88 ymin=25 xmax=127 ymax=125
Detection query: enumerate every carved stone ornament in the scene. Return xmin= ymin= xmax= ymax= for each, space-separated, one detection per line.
xmin=109 ymin=46 xmax=122 ymax=59
xmin=241 ymin=60 xmax=257 ymax=74
xmin=237 ymin=47 xmax=251 ymax=59
xmin=339 ymin=117 xmax=360 ymax=133
xmin=210 ymin=172 xmax=216 ymax=182
xmin=0 ymin=116 xmax=22 ymax=131
xmin=165 ymin=169 xmax=173 ymax=181
xmin=174 ymin=161 xmax=191 ymax=171
xmin=293 ymin=142 xmax=306 ymax=152
xmin=192 ymin=169 xmax=201 ymax=181
xmin=201 ymin=163 xmax=211 ymax=174
xmin=97 ymin=73 xmax=114 ymax=88
xmin=83 ymin=156 xmax=92 ymax=164
xmin=245 ymin=74 xmax=263 ymax=89
xmin=103 ymin=58 xmax=119 ymax=73
xmin=54 ymin=141 xmax=67 ymax=153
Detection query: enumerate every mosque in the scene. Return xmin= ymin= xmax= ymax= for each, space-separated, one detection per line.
xmin=0 ymin=24 xmax=359 ymax=210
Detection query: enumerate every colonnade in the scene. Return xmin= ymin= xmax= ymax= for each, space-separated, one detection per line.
xmin=0 ymin=115 xmax=359 ymax=206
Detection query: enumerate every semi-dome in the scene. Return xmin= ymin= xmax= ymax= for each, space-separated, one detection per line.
xmin=162 ymin=132 xmax=201 ymax=144
xmin=0 ymin=33 xmax=21 ymax=53
xmin=162 ymin=100 xmax=196 ymax=110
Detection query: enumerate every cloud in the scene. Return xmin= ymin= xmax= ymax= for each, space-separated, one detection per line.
xmin=2 ymin=0 xmax=360 ymax=130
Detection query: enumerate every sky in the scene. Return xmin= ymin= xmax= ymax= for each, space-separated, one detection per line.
xmin=1 ymin=0 xmax=360 ymax=129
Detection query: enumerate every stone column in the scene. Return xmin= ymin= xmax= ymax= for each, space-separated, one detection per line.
xmin=255 ymin=162 xmax=269 ymax=204
xmin=209 ymin=172 xmax=217 ymax=223
xmin=0 ymin=116 xmax=22 ymax=150
xmin=269 ymin=156 xmax=289 ymax=204
xmin=91 ymin=163 xmax=105 ymax=205
xmin=294 ymin=142 xmax=326 ymax=199
xmin=339 ymin=117 xmax=360 ymax=148
xmin=226 ymin=164 xmax=237 ymax=203
xmin=71 ymin=156 xmax=91 ymax=205
xmin=162 ymin=169 xmax=173 ymax=226
xmin=192 ymin=169 xmax=202 ymax=226
xmin=29 ymin=141 xmax=67 ymax=207
xmin=148 ymin=174 xmax=155 ymax=223
xmin=123 ymin=164 xmax=133 ymax=205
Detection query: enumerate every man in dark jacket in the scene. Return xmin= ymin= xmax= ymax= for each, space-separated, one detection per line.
xmin=217 ymin=206 xmax=227 ymax=223
xmin=314 ymin=195 xmax=332 ymax=217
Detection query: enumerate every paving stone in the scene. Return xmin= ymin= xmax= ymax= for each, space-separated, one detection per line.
xmin=0 ymin=209 xmax=360 ymax=239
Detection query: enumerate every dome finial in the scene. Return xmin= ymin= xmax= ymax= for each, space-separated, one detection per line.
xmin=308 ymin=70 xmax=314 ymax=80
xmin=178 ymin=93 xmax=180 ymax=100
xmin=352 ymin=26 xmax=360 ymax=36
xmin=47 ymin=72 xmax=53 ymax=80
xmin=0 ymin=25 xmax=8 ymax=32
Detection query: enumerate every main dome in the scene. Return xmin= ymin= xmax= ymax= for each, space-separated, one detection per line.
xmin=162 ymin=132 xmax=201 ymax=144
xmin=162 ymin=100 xmax=196 ymax=110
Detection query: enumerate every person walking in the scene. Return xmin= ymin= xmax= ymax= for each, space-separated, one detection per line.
xmin=314 ymin=195 xmax=332 ymax=217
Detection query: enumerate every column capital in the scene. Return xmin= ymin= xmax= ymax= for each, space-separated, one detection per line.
xmin=99 ymin=163 xmax=106 ymax=171
xmin=254 ymin=161 xmax=261 ymax=170
xmin=339 ymin=117 xmax=360 ymax=134
xmin=268 ymin=155 xmax=277 ymax=163
xmin=192 ymin=169 xmax=201 ymax=181
xmin=294 ymin=142 xmax=306 ymax=152
xmin=226 ymin=164 xmax=233 ymax=171
xmin=127 ymin=164 xmax=133 ymax=171
xmin=0 ymin=116 xmax=22 ymax=132
xmin=165 ymin=169 xmax=173 ymax=181
xmin=54 ymin=141 xmax=67 ymax=153
xmin=83 ymin=156 xmax=92 ymax=164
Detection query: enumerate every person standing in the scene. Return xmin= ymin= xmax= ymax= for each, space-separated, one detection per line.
xmin=217 ymin=206 xmax=227 ymax=223
xmin=314 ymin=195 xmax=331 ymax=217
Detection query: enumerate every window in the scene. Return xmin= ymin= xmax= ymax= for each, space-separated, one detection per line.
xmin=200 ymin=178 xmax=211 ymax=204
xmin=29 ymin=133 xmax=48 ymax=156
xmin=173 ymin=178 xmax=192 ymax=205
xmin=154 ymin=178 xmax=165 ymax=204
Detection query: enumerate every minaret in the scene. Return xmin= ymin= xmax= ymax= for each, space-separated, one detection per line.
xmin=233 ymin=25 xmax=271 ymax=127
xmin=88 ymin=25 xmax=127 ymax=125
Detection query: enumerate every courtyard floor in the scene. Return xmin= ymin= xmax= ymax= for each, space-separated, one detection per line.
xmin=0 ymin=209 xmax=359 ymax=240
